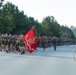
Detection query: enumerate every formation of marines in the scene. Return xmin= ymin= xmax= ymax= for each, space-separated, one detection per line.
xmin=36 ymin=36 xmax=75 ymax=51
xmin=0 ymin=33 xmax=75 ymax=54
xmin=0 ymin=33 xmax=26 ymax=54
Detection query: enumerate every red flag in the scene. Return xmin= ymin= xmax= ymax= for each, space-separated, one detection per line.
xmin=23 ymin=28 xmax=37 ymax=53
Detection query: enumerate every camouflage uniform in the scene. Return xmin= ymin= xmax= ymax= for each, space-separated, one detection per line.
xmin=52 ymin=36 xmax=57 ymax=51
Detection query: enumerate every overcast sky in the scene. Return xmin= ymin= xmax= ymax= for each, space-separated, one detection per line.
xmin=5 ymin=0 xmax=76 ymax=27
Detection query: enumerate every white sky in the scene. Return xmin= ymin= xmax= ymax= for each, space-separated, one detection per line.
xmin=4 ymin=0 xmax=76 ymax=27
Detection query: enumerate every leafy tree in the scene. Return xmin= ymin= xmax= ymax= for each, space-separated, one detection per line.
xmin=33 ymin=21 xmax=42 ymax=36
xmin=70 ymin=26 xmax=76 ymax=38
xmin=0 ymin=14 xmax=14 ymax=33
xmin=26 ymin=17 xmax=42 ymax=36
xmin=1 ymin=2 xmax=29 ymax=34
xmin=41 ymin=16 xmax=53 ymax=36
xmin=60 ymin=25 xmax=75 ymax=39
xmin=0 ymin=2 xmax=15 ymax=34
xmin=0 ymin=0 xmax=4 ymax=26
xmin=41 ymin=16 xmax=60 ymax=36
xmin=12 ymin=10 xmax=28 ymax=34
xmin=0 ymin=0 xmax=4 ymax=8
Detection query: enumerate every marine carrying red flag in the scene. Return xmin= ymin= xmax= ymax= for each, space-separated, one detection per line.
xmin=23 ymin=27 xmax=37 ymax=53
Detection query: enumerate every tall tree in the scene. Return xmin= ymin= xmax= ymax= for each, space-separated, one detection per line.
xmin=70 ymin=26 xmax=76 ymax=38
xmin=41 ymin=16 xmax=60 ymax=36
xmin=60 ymin=25 xmax=75 ymax=38
xmin=26 ymin=17 xmax=42 ymax=36
xmin=1 ymin=2 xmax=29 ymax=34
xmin=0 ymin=0 xmax=4 ymax=8
xmin=0 ymin=2 xmax=15 ymax=34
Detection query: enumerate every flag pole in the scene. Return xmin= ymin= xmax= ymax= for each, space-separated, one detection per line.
xmin=32 ymin=25 xmax=37 ymax=36
xmin=14 ymin=37 xmax=22 ymax=47
xmin=32 ymin=25 xmax=35 ymax=29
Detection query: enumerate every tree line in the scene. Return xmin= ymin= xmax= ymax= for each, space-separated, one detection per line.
xmin=0 ymin=0 xmax=75 ymax=40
